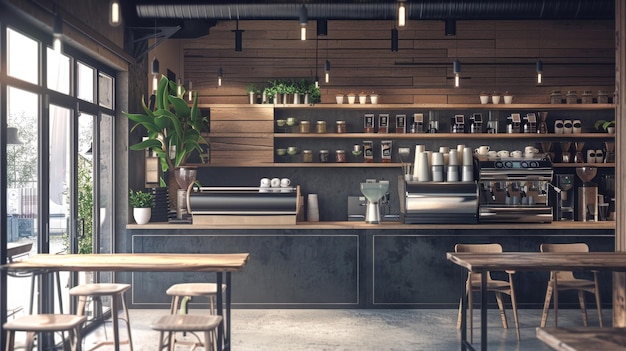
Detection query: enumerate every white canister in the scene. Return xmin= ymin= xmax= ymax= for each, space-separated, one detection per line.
xmin=307 ymin=194 xmax=320 ymax=222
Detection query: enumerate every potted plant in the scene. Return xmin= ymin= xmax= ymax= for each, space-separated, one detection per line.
xmin=129 ymin=189 xmax=155 ymax=224
xmin=595 ymin=119 xmax=616 ymax=134
xmin=308 ymin=83 xmax=321 ymax=104
xmin=246 ymin=84 xmax=259 ymax=104
xmin=124 ymin=76 xmax=207 ymax=179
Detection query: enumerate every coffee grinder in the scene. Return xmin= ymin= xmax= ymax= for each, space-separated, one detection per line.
xmin=576 ymin=167 xmax=598 ymax=221
xmin=470 ymin=113 xmax=483 ymax=133
xmin=555 ymin=174 xmax=574 ymax=221
xmin=523 ymin=113 xmax=537 ymax=133
xmin=486 ymin=112 xmax=499 ymax=134
xmin=451 ymin=115 xmax=465 ymax=133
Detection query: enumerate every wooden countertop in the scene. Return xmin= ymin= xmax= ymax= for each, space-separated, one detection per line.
xmin=126 ymin=220 xmax=615 ymax=230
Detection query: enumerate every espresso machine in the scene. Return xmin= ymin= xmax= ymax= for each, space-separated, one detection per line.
xmin=576 ymin=167 xmax=598 ymax=221
xmin=523 ymin=113 xmax=537 ymax=133
xmin=451 ymin=115 xmax=465 ymax=133
xmin=554 ymin=174 xmax=575 ymax=221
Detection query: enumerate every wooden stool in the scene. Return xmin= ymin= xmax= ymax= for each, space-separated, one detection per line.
xmin=166 ymin=283 xmax=225 ymax=315
xmin=151 ymin=314 xmax=222 ymax=351
xmin=69 ymin=283 xmax=133 ymax=351
xmin=4 ymin=314 xmax=86 ymax=351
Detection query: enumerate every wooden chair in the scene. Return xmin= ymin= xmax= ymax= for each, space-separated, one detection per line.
xmin=540 ymin=243 xmax=603 ymax=328
xmin=455 ymin=243 xmax=520 ymax=342
xmin=69 ymin=283 xmax=133 ymax=351
xmin=4 ymin=314 xmax=86 ymax=351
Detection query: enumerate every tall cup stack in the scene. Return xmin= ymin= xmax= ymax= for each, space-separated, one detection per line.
xmin=412 ymin=145 xmax=426 ymax=180
xmin=462 ymin=146 xmax=474 ymax=182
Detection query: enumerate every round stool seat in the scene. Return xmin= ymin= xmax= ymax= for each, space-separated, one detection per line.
xmin=166 ymin=283 xmax=222 ymax=297
xmin=4 ymin=314 xmax=86 ymax=332
xmin=151 ymin=314 xmax=223 ymax=332
xmin=69 ymin=283 xmax=131 ymax=296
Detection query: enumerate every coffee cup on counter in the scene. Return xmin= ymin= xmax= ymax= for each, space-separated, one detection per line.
xmin=280 ymin=178 xmax=291 ymax=187
xmin=270 ymin=177 xmax=281 ymax=188
xmin=511 ymin=150 xmax=523 ymax=158
xmin=474 ymin=145 xmax=490 ymax=155
xmin=487 ymin=150 xmax=498 ymax=158
xmin=497 ymin=150 xmax=510 ymax=158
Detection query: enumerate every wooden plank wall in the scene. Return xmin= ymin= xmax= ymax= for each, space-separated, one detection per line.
xmin=183 ymin=19 xmax=615 ymax=105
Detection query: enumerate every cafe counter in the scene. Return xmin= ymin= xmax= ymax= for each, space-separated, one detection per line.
xmin=123 ymin=221 xmax=614 ymax=309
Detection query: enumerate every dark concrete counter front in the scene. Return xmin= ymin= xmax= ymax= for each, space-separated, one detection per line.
xmin=123 ymin=223 xmax=614 ymax=309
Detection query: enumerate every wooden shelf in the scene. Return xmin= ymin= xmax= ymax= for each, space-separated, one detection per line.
xmin=275 ymin=132 xmax=614 ymax=139
xmin=272 ymin=162 xmax=402 ymax=167
xmin=201 ymin=103 xmax=616 ymax=111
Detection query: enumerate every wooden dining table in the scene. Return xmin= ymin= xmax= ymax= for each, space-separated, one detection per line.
xmin=446 ymin=251 xmax=626 ymax=351
xmin=1 ymin=252 xmax=250 ymax=351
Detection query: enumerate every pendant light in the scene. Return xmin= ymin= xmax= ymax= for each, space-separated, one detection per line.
xmin=233 ymin=20 xmax=244 ymax=52
xmin=177 ymin=78 xmax=183 ymax=97
xmin=324 ymin=60 xmax=330 ymax=84
xmin=536 ymin=60 xmax=543 ymax=84
xmin=109 ymin=0 xmax=121 ymax=27
xmin=391 ymin=28 xmax=399 ymax=52
xmin=398 ymin=1 xmax=406 ymax=27
xmin=445 ymin=20 xmax=456 ymax=36
xmin=453 ymin=60 xmax=461 ymax=88
xmin=217 ymin=67 xmax=223 ymax=87
xmin=53 ymin=14 xmax=63 ymax=52
xmin=151 ymin=20 xmax=159 ymax=93
xmin=187 ymin=81 xmax=193 ymax=101
xmin=299 ymin=5 xmax=308 ymax=41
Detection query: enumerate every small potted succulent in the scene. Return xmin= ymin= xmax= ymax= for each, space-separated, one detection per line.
xmin=129 ymin=189 xmax=155 ymax=224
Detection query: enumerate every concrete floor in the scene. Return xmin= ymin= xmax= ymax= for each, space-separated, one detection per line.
xmin=84 ymin=308 xmax=606 ymax=351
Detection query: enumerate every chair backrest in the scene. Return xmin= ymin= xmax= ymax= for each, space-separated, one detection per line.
xmin=455 ymin=243 xmax=503 ymax=283
xmin=540 ymin=243 xmax=589 ymax=281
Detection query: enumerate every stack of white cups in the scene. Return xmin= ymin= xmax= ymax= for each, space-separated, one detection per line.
xmin=307 ymin=194 xmax=319 ymax=222
xmin=462 ymin=146 xmax=474 ymax=182
xmin=431 ymin=152 xmax=444 ymax=182
xmin=447 ymin=149 xmax=459 ymax=181
xmin=412 ymin=145 xmax=426 ymax=181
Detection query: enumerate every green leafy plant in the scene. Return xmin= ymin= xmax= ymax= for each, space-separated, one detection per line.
xmin=308 ymin=83 xmax=321 ymax=104
xmin=594 ymin=119 xmax=615 ymax=131
xmin=246 ymin=84 xmax=259 ymax=94
xmin=129 ymin=189 xmax=155 ymax=208
xmin=124 ymin=76 xmax=208 ymax=173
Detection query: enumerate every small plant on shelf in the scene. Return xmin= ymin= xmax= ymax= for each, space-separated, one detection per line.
xmin=594 ymin=119 xmax=615 ymax=133
xmin=129 ymin=189 xmax=155 ymax=209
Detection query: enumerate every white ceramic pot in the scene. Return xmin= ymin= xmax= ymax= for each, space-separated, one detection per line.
xmin=133 ymin=207 xmax=152 ymax=225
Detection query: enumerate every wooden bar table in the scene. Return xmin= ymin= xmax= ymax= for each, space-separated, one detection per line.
xmin=537 ymin=327 xmax=626 ymax=351
xmin=2 ymin=253 xmax=250 ymax=351
xmin=446 ymin=251 xmax=626 ymax=351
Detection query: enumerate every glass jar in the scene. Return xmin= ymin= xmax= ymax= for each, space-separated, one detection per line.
xmin=598 ymin=90 xmax=609 ymax=104
xmin=302 ymin=149 xmax=313 ymax=163
xmin=335 ymin=149 xmax=346 ymax=163
xmin=316 ymin=120 xmax=327 ymax=133
xmin=335 ymin=120 xmax=346 ymax=134
xmin=299 ymin=120 xmax=311 ymax=133
xmin=550 ymin=91 xmax=562 ymax=104
xmin=319 ymin=149 xmax=329 ymax=162
xmin=581 ymin=91 xmax=593 ymax=104
xmin=566 ymin=91 xmax=578 ymax=104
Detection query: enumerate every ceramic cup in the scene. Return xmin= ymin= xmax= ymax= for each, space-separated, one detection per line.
xmin=286 ymin=117 xmax=297 ymax=126
xmin=276 ymin=148 xmax=287 ymax=156
xmin=492 ymin=95 xmax=501 ymax=104
xmin=280 ymin=178 xmax=291 ymax=187
xmin=504 ymin=95 xmax=515 ymax=104
xmin=270 ymin=177 xmax=281 ymax=188
xmin=487 ymin=150 xmax=498 ymax=158
xmin=525 ymin=146 xmax=539 ymax=155
xmin=511 ymin=150 xmax=523 ymax=158
xmin=260 ymin=178 xmax=271 ymax=187
xmin=480 ymin=95 xmax=489 ymax=104
xmin=497 ymin=150 xmax=510 ymax=158
xmin=474 ymin=145 xmax=490 ymax=155
xmin=276 ymin=119 xmax=286 ymax=127
xmin=587 ymin=150 xmax=597 ymax=163
xmin=287 ymin=146 xmax=299 ymax=155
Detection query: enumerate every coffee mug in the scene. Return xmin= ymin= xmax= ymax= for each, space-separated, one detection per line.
xmin=497 ymin=150 xmax=510 ymax=158
xmin=587 ymin=150 xmax=597 ymax=163
xmin=270 ymin=177 xmax=281 ymax=187
xmin=524 ymin=146 xmax=539 ymax=154
xmin=504 ymin=95 xmax=515 ymax=104
xmin=280 ymin=178 xmax=291 ymax=187
xmin=554 ymin=119 xmax=564 ymax=134
xmin=474 ymin=145 xmax=490 ymax=155
xmin=563 ymin=120 xmax=573 ymax=134
xmin=511 ymin=150 xmax=523 ymax=158
xmin=260 ymin=178 xmax=271 ymax=187
xmin=487 ymin=150 xmax=498 ymax=157
xmin=595 ymin=149 xmax=604 ymax=163
xmin=286 ymin=117 xmax=297 ymax=126
xmin=287 ymin=146 xmax=299 ymax=155
xmin=525 ymin=152 xmax=536 ymax=158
